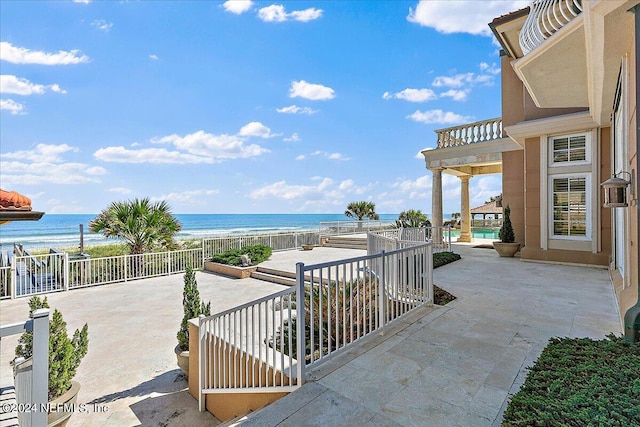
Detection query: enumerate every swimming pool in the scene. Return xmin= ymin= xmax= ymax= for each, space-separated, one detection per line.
xmin=446 ymin=228 xmax=500 ymax=240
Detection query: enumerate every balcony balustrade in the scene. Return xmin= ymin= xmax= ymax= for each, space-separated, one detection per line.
xmin=520 ymin=0 xmax=583 ymax=55
xmin=435 ymin=117 xmax=503 ymax=149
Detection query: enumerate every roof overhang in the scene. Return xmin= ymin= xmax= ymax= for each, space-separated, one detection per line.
xmin=423 ymin=137 xmax=521 ymax=177
xmin=511 ymin=1 xmax=636 ymax=125
xmin=0 ymin=210 xmax=45 ymax=225
xmin=504 ymin=111 xmax=599 ymax=147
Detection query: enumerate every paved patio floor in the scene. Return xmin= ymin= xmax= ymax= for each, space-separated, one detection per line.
xmin=233 ymin=244 xmax=621 ymax=427
xmin=0 ymin=244 xmax=621 ymax=426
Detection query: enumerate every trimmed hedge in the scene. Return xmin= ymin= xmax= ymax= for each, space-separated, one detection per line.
xmin=502 ymin=334 xmax=640 ymax=426
xmin=210 ymin=245 xmax=272 ymax=266
xmin=433 ymin=251 xmax=461 ymax=268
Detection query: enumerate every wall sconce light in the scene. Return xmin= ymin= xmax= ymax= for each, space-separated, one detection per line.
xmin=601 ymin=172 xmax=632 ymax=208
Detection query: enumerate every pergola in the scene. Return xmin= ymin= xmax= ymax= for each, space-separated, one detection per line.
xmin=471 ymin=199 xmax=503 ymax=227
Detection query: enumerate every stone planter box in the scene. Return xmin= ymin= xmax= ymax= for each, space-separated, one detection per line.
xmin=301 ymin=244 xmax=314 ymax=251
xmin=203 ymin=261 xmax=258 ymax=279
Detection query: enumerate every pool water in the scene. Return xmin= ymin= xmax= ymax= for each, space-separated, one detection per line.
xmin=446 ymin=228 xmax=500 ymax=240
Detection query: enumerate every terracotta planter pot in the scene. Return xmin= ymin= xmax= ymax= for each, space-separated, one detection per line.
xmin=175 ymin=345 xmax=189 ymax=378
xmin=493 ymin=241 xmax=520 ymax=257
xmin=48 ymin=380 xmax=80 ymax=427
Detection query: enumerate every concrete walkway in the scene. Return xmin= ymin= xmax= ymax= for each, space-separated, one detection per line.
xmin=0 ymin=247 xmax=362 ymax=427
xmin=0 ymin=244 xmax=621 ymax=426
xmin=233 ymin=244 xmax=621 ymax=427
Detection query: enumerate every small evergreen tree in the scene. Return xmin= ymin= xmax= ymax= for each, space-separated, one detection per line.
xmin=15 ymin=296 xmax=89 ymax=400
xmin=177 ymin=266 xmax=211 ymax=351
xmin=499 ymin=204 xmax=516 ymax=243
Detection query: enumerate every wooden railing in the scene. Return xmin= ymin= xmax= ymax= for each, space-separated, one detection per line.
xmin=435 ymin=118 xmax=503 ymax=149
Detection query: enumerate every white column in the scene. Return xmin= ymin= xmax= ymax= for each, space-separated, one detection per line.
xmin=431 ymin=168 xmax=443 ymax=244
xmin=458 ymin=175 xmax=472 ymax=242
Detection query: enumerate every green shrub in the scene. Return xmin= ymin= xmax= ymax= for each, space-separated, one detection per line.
xmin=502 ymin=334 xmax=640 ymax=426
xmin=177 ymin=266 xmax=211 ymax=351
xmin=15 ymin=296 xmax=89 ymax=400
xmin=499 ymin=204 xmax=515 ymax=243
xmin=210 ymin=245 xmax=273 ymax=266
xmin=433 ymin=251 xmax=461 ymax=268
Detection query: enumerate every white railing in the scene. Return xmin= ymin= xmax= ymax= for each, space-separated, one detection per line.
xmin=197 ymin=242 xmax=433 ymax=403
xmin=0 ymin=309 xmax=49 ymax=427
xmin=368 ymin=227 xmax=452 ymax=254
xmin=520 ymin=0 xmax=583 ymax=55
xmin=435 ymin=118 xmax=503 ymax=148
xmin=1 ymin=266 xmax=10 ymax=300
xmin=67 ymin=248 xmax=202 ymax=290
xmin=203 ymin=231 xmax=320 ymax=259
xmin=11 ymin=252 xmax=66 ymax=298
xmin=198 ymin=286 xmax=302 ymax=407
xmin=318 ymin=220 xmax=391 ymax=237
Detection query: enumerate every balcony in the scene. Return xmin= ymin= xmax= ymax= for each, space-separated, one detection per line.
xmin=519 ymin=0 xmax=583 ymax=56
xmin=435 ymin=118 xmax=503 ymax=149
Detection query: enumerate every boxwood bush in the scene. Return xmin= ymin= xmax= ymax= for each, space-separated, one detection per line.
xmin=502 ymin=334 xmax=640 ymax=426
xmin=210 ymin=245 xmax=272 ymax=266
xmin=433 ymin=251 xmax=461 ymax=268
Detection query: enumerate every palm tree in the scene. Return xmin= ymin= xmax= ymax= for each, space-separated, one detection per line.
xmin=394 ymin=209 xmax=431 ymax=228
xmin=344 ymin=201 xmax=379 ymax=221
xmin=90 ymin=198 xmax=182 ymax=255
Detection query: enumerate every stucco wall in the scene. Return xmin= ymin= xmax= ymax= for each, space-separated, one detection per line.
xmin=188 ymin=321 xmax=289 ymax=422
xmin=617 ymin=35 xmax=639 ymax=320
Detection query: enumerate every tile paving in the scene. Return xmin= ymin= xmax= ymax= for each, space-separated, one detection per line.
xmin=0 ymin=243 xmax=621 ymax=426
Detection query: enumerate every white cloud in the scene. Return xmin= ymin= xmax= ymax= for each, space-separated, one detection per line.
xmin=407 ymin=109 xmax=472 ymax=125
xmin=480 ymin=62 xmax=501 ymax=75
xmin=295 ymin=154 xmax=306 ymax=160
xmin=309 ymin=150 xmax=350 ymax=161
xmin=1 ymin=143 xmax=106 ymax=186
xmin=0 ymin=42 xmax=89 ymax=65
xmin=284 ymin=133 xmax=300 ymax=142
xmin=238 ymin=121 xmax=278 ymax=138
xmin=250 ymin=177 xmax=369 ymax=204
xmin=440 ymin=89 xmax=469 ymax=101
xmin=107 ymin=187 xmax=133 ymax=194
xmin=0 ymin=75 xmax=67 ymax=95
xmin=258 ymin=5 xmax=323 ymax=23
xmin=222 ymin=0 xmax=253 ymax=14
xmin=276 ymin=105 xmax=318 ymax=115
xmin=289 ymin=8 xmax=323 ymax=22
xmin=382 ymin=88 xmax=437 ymax=103
xmin=91 ymin=19 xmax=113 ymax=32
xmin=0 ymin=99 xmax=25 ymax=115
xmin=73 ymin=0 xmax=90 ymax=3
xmin=415 ymin=147 xmax=433 ymax=159
xmin=151 ymin=189 xmax=220 ymax=205
xmin=149 ymin=54 xmax=159 ymax=60
xmin=95 ymin=130 xmax=270 ymax=164
xmin=289 ymin=80 xmax=335 ymax=101
xmin=2 ymin=143 xmax=78 ymax=162
xmin=407 ymin=1 xmax=529 ymax=36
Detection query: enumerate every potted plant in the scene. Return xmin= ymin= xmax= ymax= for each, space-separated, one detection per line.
xmin=15 ymin=296 xmax=89 ymax=427
xmin=176 ymin=265 xmax=210 ymax=378
xmin=493 ymin=204 xmax=520 ymax=257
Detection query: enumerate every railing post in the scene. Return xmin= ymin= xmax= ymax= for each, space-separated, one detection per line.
xmin=31 ymin=308 xmax=49 ymax=427
xmin=295 ymin=232 xmax=298 ymax=249
xmin=10 ymin=259 xmax=16 ymax=299
xmin=124 ymin=255 xmax=128 ymax=282
xmin=198 ymin=315 xmax=206 ymax=412
xmin=295 ymin=262 xmax=306 ymax=385
xmin=63 ymin=252 xmax=69 ymax=292
xmin=168 ymin=251 xmax=172 ymax=275
xmin=447 ymin=225 xmax=452 ymax=252
xmin=379 ymin=250 xmax=386 ymax=331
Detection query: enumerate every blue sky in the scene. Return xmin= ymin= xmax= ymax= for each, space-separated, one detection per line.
xmin=0 ymin=0 xmax=528 ymax=215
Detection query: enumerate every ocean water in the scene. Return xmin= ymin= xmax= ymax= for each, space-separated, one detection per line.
xmin=0 ymin=213 xmax=401 ymax=250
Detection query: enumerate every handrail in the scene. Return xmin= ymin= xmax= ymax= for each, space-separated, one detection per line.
xmin=434 ymin=117 xmax=503 ymax=148
xmin=520 ymin=0 xmax=583 ymax=55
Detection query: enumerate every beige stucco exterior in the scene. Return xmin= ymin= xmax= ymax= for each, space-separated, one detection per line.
xmin=188 ymin=321 xmax=289 ymax=422
xmin=426 ymin=1 xmax=639 ymax=331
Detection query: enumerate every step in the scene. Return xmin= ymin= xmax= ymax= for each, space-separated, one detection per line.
xmin=256 ymin=266 xmax=296 ymax=279
xmin=250 ymin=271 xmax=296 ymax=287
